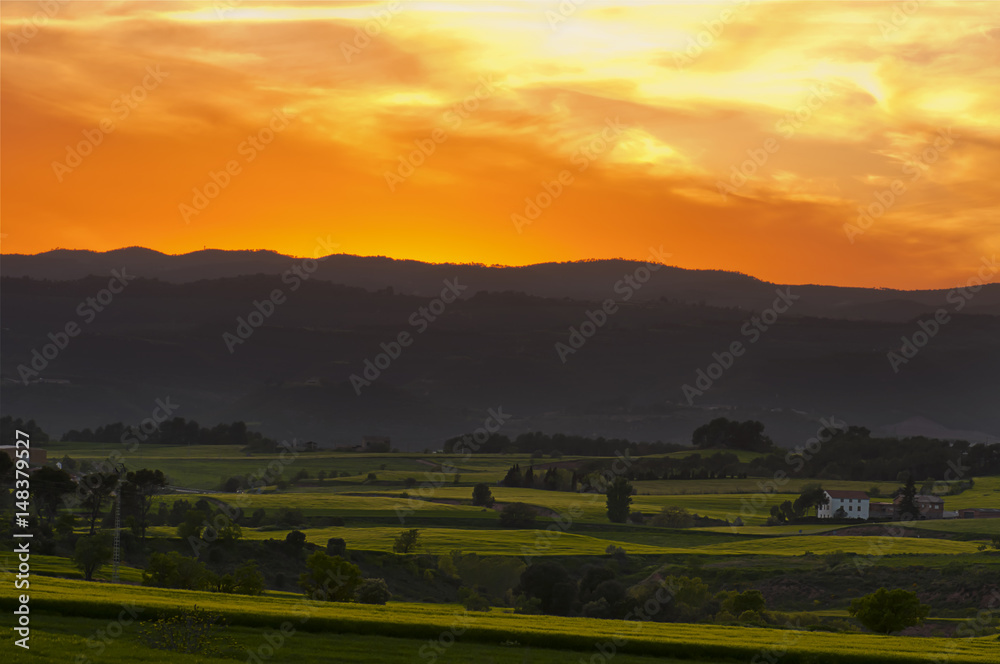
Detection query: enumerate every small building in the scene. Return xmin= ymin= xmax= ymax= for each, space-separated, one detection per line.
xmin=0 ymin=445 xmax=47 ymax=466
xmin=817 ymin=490 xmax=869 ymax=519
xmin=894 ymin=494 xmax=945 ymax=519
xmin=959 ymin=508 xmax=1000 ymax=519
xmin=362 ymin=436 xmax=391 ymax=453
xmin=869 ymin=501 xmax=895 ymax=519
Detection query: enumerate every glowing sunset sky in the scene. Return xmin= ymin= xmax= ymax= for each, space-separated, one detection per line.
xmin=1 ymin=1 xmax=998 ymax=289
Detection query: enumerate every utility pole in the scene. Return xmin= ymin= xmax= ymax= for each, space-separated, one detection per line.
xmin=112 ymin=464 xmax=126 ymax=583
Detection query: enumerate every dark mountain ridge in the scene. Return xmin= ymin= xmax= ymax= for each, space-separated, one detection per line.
xmin=4 ymin=247 xmax=999 ymax=322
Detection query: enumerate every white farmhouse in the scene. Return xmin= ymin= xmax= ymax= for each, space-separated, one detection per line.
xmin=817 ymin=490 xmax=869 ymax=519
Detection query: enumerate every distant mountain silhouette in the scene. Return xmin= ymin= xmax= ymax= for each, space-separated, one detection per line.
xmin=4 ymin=248 xmax=999 ymax=321
xmin=2 ymin=254 xmax=998 ymax=448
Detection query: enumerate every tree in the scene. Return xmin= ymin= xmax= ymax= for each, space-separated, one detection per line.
xmin=692 ymin=418 xmax=772 ymax=452
xmin=142 ymin=551 xmax=210 ymax=590
xmin=355 ymin=578 xmax=391 ymax=604
xmin=898 ymin=475 xmax=919 ymax=520
xmin=498 ymin=502 xmax=537 ymax=528
xmin=519 ymin=561 xmax=576 ymax=615
xmin=502 ymin=463 xmax=523 ymax=487
xmin=606 ymin=476 xmax=633 ymax=523
xmin=0 ymin=452 xmax=13 ymax=482
xmin=123 ymin=469 xmax=168 ymax=539
xmin=849 ymin=588 xmax=929 ymax=634
xmin=31 ymin=466 xmax=76 ymax=524
xmin=327 ymin=537 xmax=347 ymax=557
xmin=651 ymin=506 xmax=695 ymax=528
xmin=78 ymin=472 xmax=118 ymax=534
xmin=73 ymin=533 xmax=113 ymax=581
xmin=793 ymin=483 xmax=827 ymax=517
xmin=232 ymin=560 xmax=265 ymax=595
xmin=393 ymin=529 xmax=420 ymax=553
xmin=471 ymin=483 xmax=495 ymax=507
xmin=298 ymin=551 xmax=361 ymax=601
xmin=178 ymin=509 xmax=208 ymax=540
xmin=285 ymin=530 xmax=307 ymax=548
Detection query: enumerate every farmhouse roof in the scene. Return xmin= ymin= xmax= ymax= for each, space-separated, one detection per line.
xmin=824 ymin=490 xmax=869 ymax=499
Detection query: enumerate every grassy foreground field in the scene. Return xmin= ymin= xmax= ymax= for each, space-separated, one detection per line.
xmin=3 ymin=577 xmax=997 ymax=664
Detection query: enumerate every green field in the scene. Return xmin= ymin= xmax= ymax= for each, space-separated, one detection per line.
xmin=3 ymin=577 xmax=998 ymax=664
xmin=21 ymin=443 xmax=1000 ymax=663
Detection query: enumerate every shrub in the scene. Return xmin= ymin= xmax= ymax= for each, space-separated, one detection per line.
xmin=582 ymin=597 xmax=611 ymax=619
xmin=298 ymin=551 xmax=361 ymax=601
xmin=651 ymin=506 xmax=695 ymax=528
xmin=849 ymin=587 xmax=929 ymax=634
xmin=499 ymin=503 xmax=537 ymax=528
xmin=327 ymin=537 xmax=347 ymax=557
xmin=138 ymin=607 xmax=236 ymax=656
xmin=355 ymin=578 xmax=391 ymax=605
xmin=459 ymin=587 xmax=491 ymax=612
xmin=142 ymin=552 xmax=210 ymax=590
xmin=285 ymin=530 xmax=306 ymax=548
xmin=232 ymin=560 xmax=265 ymax=595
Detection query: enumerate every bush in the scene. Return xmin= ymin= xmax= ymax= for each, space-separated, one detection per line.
xmin=355 ymin=578 xmax=391 ymax=605
xmin=651 ymin=506 xmax=695 ymax=528
xmin=142 ymin=552 xmax=210 ymax=590
xmin=138 ymin=607 xmax=236 ymax=656
xmin=327 ymin=537 xmax=347 ymax=557
xmin=582 ymin=597 xmax=611 ymax=619
xmin=232 ymin=560 xmax=265 ymax=596
xmin=499 ymin=503 xmax=537 ymax=528
xmin=285 ymin=530 xmax=306 ymax=548
xmin=298 ymin=552 xmax=361 ymax=601
xmin=849 ymin=587 xmax=929 ymax=634
xmin=458 ymin=587 xmax=491 ymax=612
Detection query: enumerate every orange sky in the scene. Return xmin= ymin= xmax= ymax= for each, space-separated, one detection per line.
xmin=1 ymin=0 xmax=998 ymax=289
